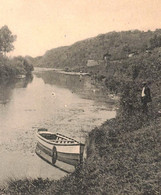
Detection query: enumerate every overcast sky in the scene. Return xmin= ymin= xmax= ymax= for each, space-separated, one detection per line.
xmin=0 ymin=0 xmax=161 ymax=57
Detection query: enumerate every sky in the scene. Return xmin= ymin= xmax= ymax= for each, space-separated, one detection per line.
xmin=0 ymin=0 xmax=161 ymax=57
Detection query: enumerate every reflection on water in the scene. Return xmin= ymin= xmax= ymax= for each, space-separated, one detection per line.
xmin=35 ymin=70 xmax=115 ymax=107
xmin=0 ymin=68 xmax=116 ymax=185
xmin=0 ymin=75 xmax=33 ymax=105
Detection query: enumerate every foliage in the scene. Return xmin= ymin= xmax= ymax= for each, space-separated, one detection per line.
xmin=11 ymin=56 xmax=34 ymax=74
xmin=0 ymin=25 xmax=16 ymax=55
xmin=33 ymin=29 xmax=161 ymax=68
xmin=0 ymin=55 xmax=34 ymax=82
xmin=0 ymin=25 xmax=33 ymax=81
xmin=148 ymin=34 xmax=161 ymax=49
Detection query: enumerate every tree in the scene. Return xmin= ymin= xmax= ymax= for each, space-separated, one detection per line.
xmin=0 ymin=25 xmax=16 ymax=55
xmin=11 ymin=56 xmax=34 ymax=74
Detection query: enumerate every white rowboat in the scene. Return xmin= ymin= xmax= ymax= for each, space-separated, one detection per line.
xmin=35 ymin=128 xmax=85 ymax=166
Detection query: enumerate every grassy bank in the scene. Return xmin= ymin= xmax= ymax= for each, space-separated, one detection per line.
xmin=1 ymin=116 xmax=161 ymax=194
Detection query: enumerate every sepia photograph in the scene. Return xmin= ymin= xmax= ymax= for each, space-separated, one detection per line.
xmin=0 ymin=0 xmax=161 ymax=194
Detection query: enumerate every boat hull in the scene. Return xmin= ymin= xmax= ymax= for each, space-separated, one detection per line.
xmin=35 ymin=131 xmax=85 ymax=166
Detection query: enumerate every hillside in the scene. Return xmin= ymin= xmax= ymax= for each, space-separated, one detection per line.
xmin=32 ymin=29 xmax=161 ymax=70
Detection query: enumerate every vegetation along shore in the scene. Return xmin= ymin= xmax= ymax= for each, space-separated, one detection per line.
xmin=1 ymin=29 xmax=161 ymax=194
xmin=0 ymin=26 xmax=33 ymax=83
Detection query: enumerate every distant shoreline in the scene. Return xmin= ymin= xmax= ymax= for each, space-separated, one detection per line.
xmin=34 ymin=67 xmax=90 ymax=76
xmin=54 ymin=69 xmax=90 ymax=76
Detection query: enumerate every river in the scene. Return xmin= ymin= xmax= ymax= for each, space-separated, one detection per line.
xmin=0 ymin=68 xmax=116 ymax=186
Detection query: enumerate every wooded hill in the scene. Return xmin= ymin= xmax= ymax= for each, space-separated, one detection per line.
xmin=32 ymin=29 xmax=161 ymax=69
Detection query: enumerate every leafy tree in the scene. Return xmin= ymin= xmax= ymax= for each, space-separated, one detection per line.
xmin=0 ymin=25 xmax=16 ymax=55
xmin=11 ymin=56 xmax=34 ymax=74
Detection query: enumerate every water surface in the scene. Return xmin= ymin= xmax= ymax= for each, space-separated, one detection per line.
xmin=0 ymin=68 xmax=116 ymax=185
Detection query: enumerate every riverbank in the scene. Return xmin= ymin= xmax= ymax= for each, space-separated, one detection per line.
xmin=2 ymin=114 xmax=161 ymax=194
xmin=1 ymin=75 xmax=161 ymax=194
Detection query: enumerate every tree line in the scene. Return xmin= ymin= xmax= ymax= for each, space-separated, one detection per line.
xmin=32 ymin=29 xmax=161 ymax=68
xmin=0 ymin=25 xmax=33 ymax=81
